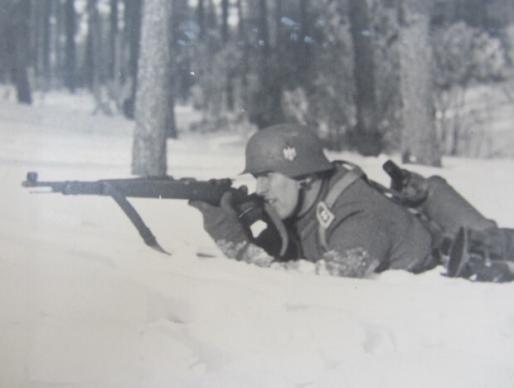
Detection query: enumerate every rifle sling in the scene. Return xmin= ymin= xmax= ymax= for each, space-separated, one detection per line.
xmin=103 ymin=182 xmax=170 ymax=255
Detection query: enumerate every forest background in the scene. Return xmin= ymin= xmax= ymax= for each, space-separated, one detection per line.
xmin=1 ymin=0 xmax=514 ymax=174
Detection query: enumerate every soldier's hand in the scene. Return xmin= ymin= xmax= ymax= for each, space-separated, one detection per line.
xmin=398 ymin=172 xmax=429 ymax=206
xmin=189 ymin=191 xmax=248 ymax=247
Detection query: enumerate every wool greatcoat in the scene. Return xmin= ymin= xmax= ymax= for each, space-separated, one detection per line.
xmin=285 ymin=162 xmax=434 ymax=277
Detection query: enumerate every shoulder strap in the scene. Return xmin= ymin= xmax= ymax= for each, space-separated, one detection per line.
xmin=317 ymin=167 xmax=364 ymax=250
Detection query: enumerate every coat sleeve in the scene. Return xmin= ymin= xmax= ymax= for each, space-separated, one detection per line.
xmin=214 ymin=239 xmax=276 ymax=267
xmin=317 ymin=209 xmax=392 ymax=278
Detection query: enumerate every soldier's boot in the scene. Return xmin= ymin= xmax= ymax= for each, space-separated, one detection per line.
xmin=446 ymin=227 xmax=514 ymax=283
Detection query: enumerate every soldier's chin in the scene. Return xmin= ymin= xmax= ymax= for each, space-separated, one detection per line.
xmin=274 ymin=204 xmax=295 ymax=220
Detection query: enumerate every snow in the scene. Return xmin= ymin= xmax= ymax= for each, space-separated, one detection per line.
xmin=1 ymin=92 xmax=514 ymax=388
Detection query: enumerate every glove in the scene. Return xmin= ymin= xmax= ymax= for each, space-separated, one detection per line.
xmin=189 ymin=191 xmax=248 ymax=246
xmin=396 ymin=172 xmax=429 ymax=206
xmin=190 ymin=190 xmax=298 ymax=264
xmin=384 ymin=161 xmax=428 ymax=206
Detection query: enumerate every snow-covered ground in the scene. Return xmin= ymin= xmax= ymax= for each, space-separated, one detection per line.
xmin=1 ymin=92 xmax=514 ymax=388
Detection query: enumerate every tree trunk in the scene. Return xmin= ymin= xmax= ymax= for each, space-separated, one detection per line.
xmin=270 ymin=0 xmax=284 ymax=113
xmin=109 ymin=0 xmax=119 ymax=80
xmin=132 ymin=0 xmax=172 ymax=176
xmin=249 ymin=0 xmax=284 ymax=128
xmin=237 ymin=0 xmax=249 ymax=109
xmin=207 ymin=0 xmax=217 ymax=30
xmin=258 ymin=0 xmax=270 ymax=70
xmin=166 ymin=89 xmax=177 ymax=139
xmin=349 ymin=0 xmax=382 ymax=156
xmin=122 ymin=0 xmax=142 ymax=119
xmin=166 ymin=0 xmax=179 ymax=139
xmin=54 ymin=0 xmax=64 ymax=83
xmin=42 ymin=0 xmax=52 ymax=84
xmin=221 ymin=0 xmax=229 ymax=42
xmin=0 ymin=4 xmax=8 ymax=82
xmin=221 ymin=0 xmax=234 ymax=111
xmin=397 ymin=0 xmax=441 ymax=166
xmin=30 ymin=0 xmax=41 ymax=80
xmin=170 ymin=0 xmax=189 ymax=103
xmin=64 ymin=0 xmax=77 ymax=92
xmin=255 ymin=0 xmax=272 ymax=127
xmin=298 ymin=0 xmax=310 ymax=81
xmin=457 ymin=0 xmax=486 ymax=27
xmin=85 ymin=0 xmax=102 ymax=90
xmin=274 ymin=0 xmax=283 ymax=56
xmin=197 ymin=0 xmax=206 ymax=39
xmin=8 ymin=0 xmax=33 ymax=104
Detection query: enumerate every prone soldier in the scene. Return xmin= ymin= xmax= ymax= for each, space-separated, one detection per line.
xmin=190 ymin=123 xmax=514 ymax=282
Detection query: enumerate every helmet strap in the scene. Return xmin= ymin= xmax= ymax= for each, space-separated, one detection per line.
xmin=293 ymin=184 xmax=307 ymax=218
xmin=285 ymin=178 xmax=309 ymax=219
xmin=298 ymin=177 xmax=314 ymax=190
xmin=295 ymin=176 xmax=322 ymax=218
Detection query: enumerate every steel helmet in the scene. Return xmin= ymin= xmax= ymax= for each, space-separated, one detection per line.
xmin=243 ymin=124 xmax=333 ymax=178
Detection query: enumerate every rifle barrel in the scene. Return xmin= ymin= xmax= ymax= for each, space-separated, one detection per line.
xmin=22 ymin=172 xmax=244 ymax=205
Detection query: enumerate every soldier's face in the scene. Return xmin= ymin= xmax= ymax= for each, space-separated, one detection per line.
xmin=256 ymin=172 xmax=300 ymax=219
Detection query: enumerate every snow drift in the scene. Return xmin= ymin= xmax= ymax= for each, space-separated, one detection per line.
xmin=1 ymin=94 xmax=513 ymax=388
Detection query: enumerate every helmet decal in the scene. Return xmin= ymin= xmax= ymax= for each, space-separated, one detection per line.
xmin=283 ymin=146 xmax=297 ymax=161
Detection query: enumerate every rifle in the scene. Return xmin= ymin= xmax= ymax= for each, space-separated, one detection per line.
xmin=22 ymin=172 xmax=287 ymax=255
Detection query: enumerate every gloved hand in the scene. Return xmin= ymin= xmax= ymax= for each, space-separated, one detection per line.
xmin=397 ymin=171 xmax=429 ymax=206
xmin=189 ymin=191 xmax=294 ymax=264
xmin=189 ymin=191 xmax=249 ymax=257
xmin=383 ymin=161 xmax=428 ymax=206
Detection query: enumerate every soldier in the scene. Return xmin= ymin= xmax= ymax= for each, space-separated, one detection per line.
xmin=190 ymin=124 xmax=514 ymax=282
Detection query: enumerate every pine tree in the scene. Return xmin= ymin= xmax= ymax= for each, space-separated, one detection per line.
xmin=64 ymin=0 xmax=77 ymax=92
xmin=122 ymin=0 xmax=142 ymax=119
xmin=349 ymin=0 xmax=382 ymax=156
xmin=5 ymin=0 xmax=33 ymax=104
xmin=132 ymin=0 xmax=172 ymax=176
xmin=397 ymin=0 xmax=441 ymax=166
